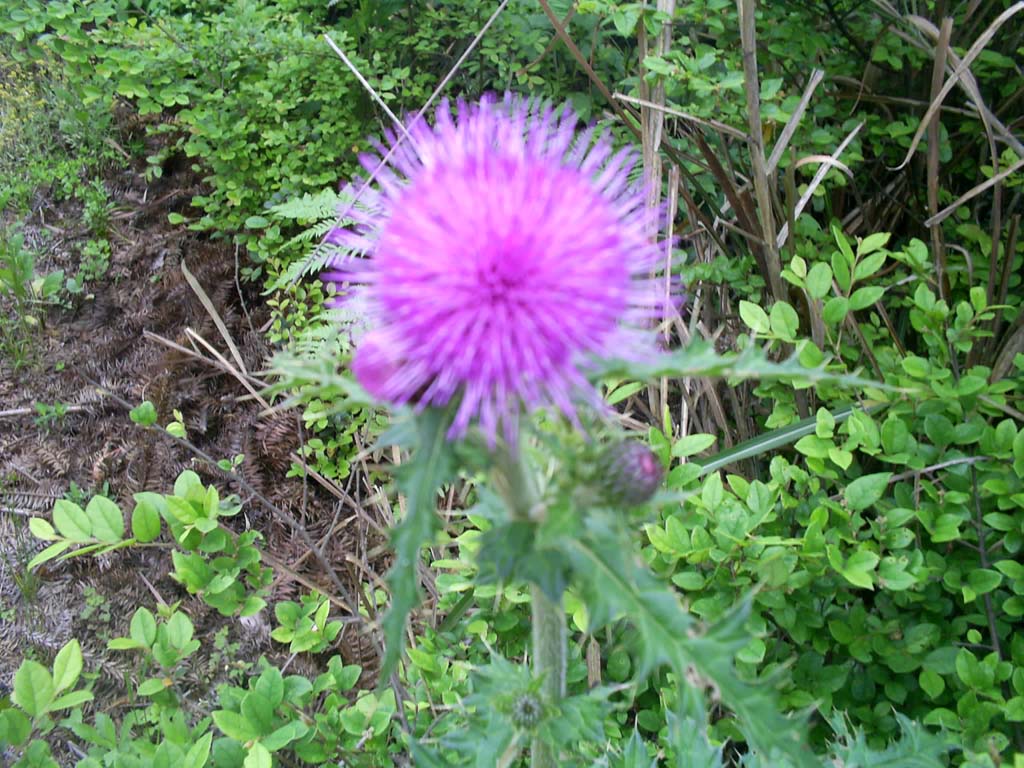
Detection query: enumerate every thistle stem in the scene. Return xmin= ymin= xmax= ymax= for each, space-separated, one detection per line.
xmin=530 ymin=583 xmax=566 ymax=768
xmin=492 ymin=443 xmax=566 ymax=768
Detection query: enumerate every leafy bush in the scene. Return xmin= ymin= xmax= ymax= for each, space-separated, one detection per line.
xmin=2 ymin=0 xmax=1023 ymax=764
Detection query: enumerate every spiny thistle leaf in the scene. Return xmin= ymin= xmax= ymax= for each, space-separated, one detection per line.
xmin=666 ymin=708 xmax=724 ymax=768
xmin=616 ymin=729 xmax=659 ymax=768
xmin=595 ymin=340 xmax=893 ymax=393
xmin=378 ymin=407 xmax=456 ymax=684
xmin=565 ymin=514 xmax=817 ymax=768
xmin=825 ymin=712 xmax=949 ymax=767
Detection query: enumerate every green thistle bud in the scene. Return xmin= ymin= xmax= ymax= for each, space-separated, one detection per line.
xmin=597 ymin=439 xmax=664 ymax=506
xmin=509 ymin=693 xmax=544 ymax=730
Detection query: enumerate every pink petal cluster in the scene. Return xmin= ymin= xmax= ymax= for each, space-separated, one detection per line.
xmin=323 ymin=94 xmax=666 ymax=443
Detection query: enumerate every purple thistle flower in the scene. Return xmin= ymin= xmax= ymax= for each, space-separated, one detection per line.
xmin=324 ymin=94 xmax=667 ymax=443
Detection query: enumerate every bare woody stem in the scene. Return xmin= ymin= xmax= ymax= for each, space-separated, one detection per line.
xmin=492 ymin=443 xmax=566 ymax=768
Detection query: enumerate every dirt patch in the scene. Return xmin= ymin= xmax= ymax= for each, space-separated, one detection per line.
xmin=0 ymin=155 xmax=386 ymax=717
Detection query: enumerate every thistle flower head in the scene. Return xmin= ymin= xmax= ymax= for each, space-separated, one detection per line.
xmin=324 ymin=94 xmax=668 ymax=443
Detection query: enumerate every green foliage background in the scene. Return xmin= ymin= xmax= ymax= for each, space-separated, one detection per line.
xmin=1 ymin=0 xmax=1022 ymax=765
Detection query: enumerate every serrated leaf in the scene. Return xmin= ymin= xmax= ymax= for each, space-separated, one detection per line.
xmin=619 ymin=728 xmax=658 ymax=768
xmin=596 ymin=341 xmax=885 ymax=393
xmin=567 ymin=517 xmax=815 ymax=767
xmin=379 ymin=409 xmax=456 ymax=683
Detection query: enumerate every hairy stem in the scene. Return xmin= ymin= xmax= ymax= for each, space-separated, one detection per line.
xmin=530 ymin=583 xmax=567 ymax=768
xmin=492 ymin=442 xmax=566 ymax=768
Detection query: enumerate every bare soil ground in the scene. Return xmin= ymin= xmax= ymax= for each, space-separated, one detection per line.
xmin=0 ymin=150 xmax=386 ymax=724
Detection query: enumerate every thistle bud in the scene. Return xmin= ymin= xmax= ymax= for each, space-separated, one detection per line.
xmin=597 ymin=440 xmax=664 ymax=506
xmin=509 ymin=693 xmax=544 ymax=730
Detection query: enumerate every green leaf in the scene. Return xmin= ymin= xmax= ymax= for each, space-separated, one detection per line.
xmin=166 ymin=611 xmax=195 ymax=648
xmin=137 ymin=678 xmax=169 ymax=696
xmin=379 ymin=409 xmax=456 ymax=683
xmin=1014 ymin=429 xmax=1024 ymax=477
xmin=823 ymin=296 xmax=849 ymax=325
xmin=52 ymin=499 xmax=92 ymax=541
xmin=568 ymin=516 xmax=816 ymax=767
xmin=967 ymin=569 xmax=1002 ymax=595
xmin=844 ymin=473 xmax=891 ymax=511
xmin=739 ymin=301 xmax=770 ymax=334
xmin=86 ymin=496 xmax=124 ymax=543
xmin=12 ymin=660 xmax=54 ymax=717
xmin=619 ymin=728 xmax=658 ymax=768
xmin=244 ymin=742 xmax=272 ymax=768
xmin=130 ymin=608 xmax=158 ymax=647
xmin=241 ymin=692 xmax=275 ymax=736
xmin=672 ymin=434 xmax=716 ymax=458
xmin=182 ymin=732 xmax=213 ymax=768
xmin=131 ymin=499 xmax=162 ymax=543
xmin=832 ymin=255 xmax=851 ymax=294
xmin=129 ymin=400 xmax=158 ymax=426
xmin=695 ymin=405 xmax=881 ymax=476
xmin=213 ymin=710 xmax=259 ymax=742
xmin=47 ymin=689 xmax=93 ymax=712
xmin=831 ymin=546 xmax=879 ymax=589
xmin=919 ymin=669 xmax=945 ymax=699
xmin=0 ymin=709 xmax=32 ymax=746
xmin=857 ymin=231 xmax=891 ymax=256
xmin=1006 ymin=696 xmax=1024 ymax=722
xmin=854 ymin=250 xmax=887 ymax=282
xmin=107 ymin=638 xmax=148 ymax=651
xmin=51 ymin=640 xmax=83 ymax=694
xmin=596 ymin=341 xmax=886 ymax=392
xmin=769 ymin=301 xmax=800 ymax=340
xmin=254 ymin=666 xmax=284 ymax=709
xmin=804 ymin=262 xmax=833 ymax=299
xmin=262 ymin=721 xmax=308 ymax=751
xmin=27 ymin=540 xmax=73 ymax=571
xmin=849 ymin=286 xmax=885 ymax=311
xmin=28 ymin=518 xmax=57 ymax=541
